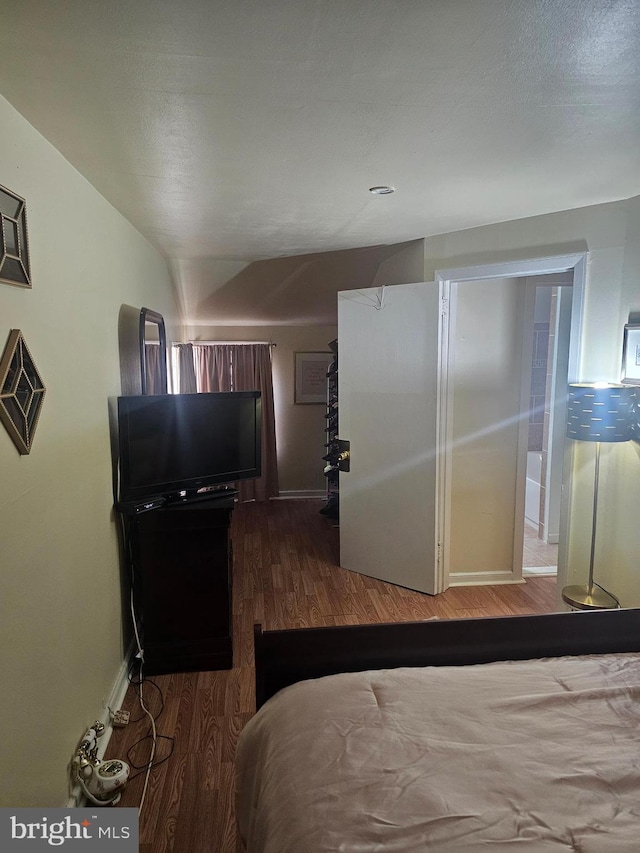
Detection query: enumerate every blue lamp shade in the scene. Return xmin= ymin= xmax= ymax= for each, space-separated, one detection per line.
xmin=567 ymin=384 xmax=635 ymax=442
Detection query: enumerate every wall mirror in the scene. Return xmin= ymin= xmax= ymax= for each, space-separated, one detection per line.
xmin=0 ymin=184 xmax=31 ymax=288
xmin=0 ymin=329 xmax=45 ymax=453
xmin=139 ymin=307 xmax=168 ymax=394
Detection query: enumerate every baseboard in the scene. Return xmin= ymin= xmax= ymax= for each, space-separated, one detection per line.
xmin=274 ymin=490 xmax=325 ymax=500
xmin=66 ymin=642 xmax=134 ymax=807
xmin=523 ymin=566 xmax=558 ymax=577
xmin=448 ymin=570 xmax=526 ymax=587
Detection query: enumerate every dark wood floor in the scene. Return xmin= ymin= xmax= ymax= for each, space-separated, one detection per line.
xmin=106 ymin=499 xmax=559 ymax=852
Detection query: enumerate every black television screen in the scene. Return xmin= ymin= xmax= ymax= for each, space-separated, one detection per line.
xmin=117 ymin=392 xmax=261 ymax=504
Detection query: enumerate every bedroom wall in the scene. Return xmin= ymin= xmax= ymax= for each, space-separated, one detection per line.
xmin=187 ymin=324 xmax=338 ymax=495
xmin=0 ymin=95 xmax=180 ymax=806
xmin=450 ymin=278 xmax=525 ymax=576
xmin=186 ymin=238 xmax=425 ymax=496
xmin=173 ymin=239 xmax=425 ymax=328
xmin=423 ymin=196 xmax=640 ymax=607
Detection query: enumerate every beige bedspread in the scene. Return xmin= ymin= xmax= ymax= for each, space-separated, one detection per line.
xmin=236 ymin=653 xmax=640 ymax=852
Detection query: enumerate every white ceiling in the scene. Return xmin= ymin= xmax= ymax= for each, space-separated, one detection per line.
xmin=1 ymin=0 xmax=640 ymax=322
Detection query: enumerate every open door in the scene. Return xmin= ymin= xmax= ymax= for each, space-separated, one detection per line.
xmin=337 ymin=282 xmax=441 ymax=595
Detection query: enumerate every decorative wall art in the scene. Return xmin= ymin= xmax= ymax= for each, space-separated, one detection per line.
xmin=621 ymin=323 xmax=640 ymax=385
xmin=0 ymin=185 xmax=31 ymax=288
xmin=294 ymin=351 xmax=333 ymax=404
xmin=0 ymin=330 xmax=46 ymax=454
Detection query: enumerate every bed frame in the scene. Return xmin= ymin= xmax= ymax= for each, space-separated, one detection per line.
xmin=254 ymin=607 xmax=640 ymax=709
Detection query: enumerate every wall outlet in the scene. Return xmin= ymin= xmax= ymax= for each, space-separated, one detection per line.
xmin=112 ymin=709 xmax=130 ymax=727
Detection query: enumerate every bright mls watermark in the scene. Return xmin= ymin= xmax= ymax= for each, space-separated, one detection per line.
xmin=0 ymin=809 xmax=138 ymax=850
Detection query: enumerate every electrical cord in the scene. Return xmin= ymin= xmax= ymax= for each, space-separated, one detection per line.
xmin=118 ymin=670 xmax=175 ymax=779
xmin=130 ymin=586 xmax=157 ymax=817
xmin=126 ymin=735 xmax=175 ymax=781
xmin=125 ymin=676 xmax=165 ymax=724
xmin=593 ymin=581 xmax=621 ymax=608
xmin=118 ymin=512 xmax=176 ymax=816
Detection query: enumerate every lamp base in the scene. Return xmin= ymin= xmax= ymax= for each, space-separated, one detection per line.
xmin=561 ymin=584 xmax=619 ymax=611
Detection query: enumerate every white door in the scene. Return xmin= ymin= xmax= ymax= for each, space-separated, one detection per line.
xmin=337 ymin=282 xmax=441 ymax=595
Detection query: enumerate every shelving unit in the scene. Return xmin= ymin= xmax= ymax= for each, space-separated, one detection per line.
xmin=320 ymin=339 xmax=339 ymax=520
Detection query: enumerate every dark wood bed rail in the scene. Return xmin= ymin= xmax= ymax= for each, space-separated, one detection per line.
xmin=254 ymin=608 xmax=640 ymax=709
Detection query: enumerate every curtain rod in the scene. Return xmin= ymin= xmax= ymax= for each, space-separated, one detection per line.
xmin=188 ymin=340 xmax=276 ymax=346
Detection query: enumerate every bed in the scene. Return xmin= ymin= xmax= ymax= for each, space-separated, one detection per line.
xmin=236 ymin=608 xmax=640 ymax=852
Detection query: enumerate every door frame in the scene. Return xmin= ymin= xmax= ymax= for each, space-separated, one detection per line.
xmin=543 ymin=284 xmax=574 ymax=544
xmin=433 ymin=253 xmax=586 ymax=593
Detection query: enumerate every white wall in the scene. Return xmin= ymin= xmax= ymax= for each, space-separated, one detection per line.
xmin=173 ymin=239 xmax=425 ymax=327
xmin=187 ymin=325 xmax=338 ymax=495
xmin=185 ymin=239 xmax=425 ymax=496
xmin=450 ymin=278 xmax=524 ymax=575
xmin=424 ymin=197 xmax=640 ymax=606
xmin=0 ymin=95 xmax=179 ymax=806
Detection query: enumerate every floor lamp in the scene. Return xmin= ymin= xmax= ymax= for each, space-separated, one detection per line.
xmin=561 ymin=383 xmax=636 ymax=610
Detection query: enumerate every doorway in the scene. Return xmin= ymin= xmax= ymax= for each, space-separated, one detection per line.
xmin=336 ymin=253 xmax=585 ymax=598
xmin=436 ymin=254 xmax=586 ymax=595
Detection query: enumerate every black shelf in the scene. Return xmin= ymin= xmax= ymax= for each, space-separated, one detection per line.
xmin=320 ymin=339 xmax=339 ymax=520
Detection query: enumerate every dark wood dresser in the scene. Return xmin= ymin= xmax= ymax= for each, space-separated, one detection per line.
xmin=128 ymin=496 xmax=234 ymax=675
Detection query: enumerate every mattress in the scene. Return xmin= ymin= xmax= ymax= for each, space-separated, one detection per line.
xmin=236 ymin=653 xmax=640 ymax=852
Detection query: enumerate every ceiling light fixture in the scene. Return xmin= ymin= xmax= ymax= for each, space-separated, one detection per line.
xmin=369 ymin=186 xmax=395 ymax=195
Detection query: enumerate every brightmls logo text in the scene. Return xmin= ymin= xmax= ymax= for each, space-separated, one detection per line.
xmin=1 ymin=809 xmax=138 ymax=850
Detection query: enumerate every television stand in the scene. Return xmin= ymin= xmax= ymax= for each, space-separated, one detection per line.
xmin=125 ymin=495 xmax=234 ymax=675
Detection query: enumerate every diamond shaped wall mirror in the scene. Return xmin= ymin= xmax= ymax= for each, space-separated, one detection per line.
xmin=0 ymin=185 xmax=31 ymax=288
xmin=0 ymin=330 xmax=46 ymax=454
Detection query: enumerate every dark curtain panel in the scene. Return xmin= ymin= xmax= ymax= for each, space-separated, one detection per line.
xmin=193 ymin=344 xmax=233 ymax=392
xmin=192 ymin=343 xmax=279 ymax=502
xmin=231 ymin=345 xmax=279 ymax=502
xmin=174 ymin=343 xmax=197 ymax=393
xmin=144 ymin=343 xmax=165 ymax=394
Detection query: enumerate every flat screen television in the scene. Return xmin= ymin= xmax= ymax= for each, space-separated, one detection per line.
xmin=117 ymin=391 xmax=261 ymax=505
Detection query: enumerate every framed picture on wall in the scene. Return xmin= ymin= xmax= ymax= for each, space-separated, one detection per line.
xmin=621 ymin=323 xmax=640 ymax=385
xmin=294 ymin=351 xmax=333 ymax=404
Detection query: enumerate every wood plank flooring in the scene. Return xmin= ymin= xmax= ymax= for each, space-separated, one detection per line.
xmin=105 ymin=498 xmax=559 ymax=852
